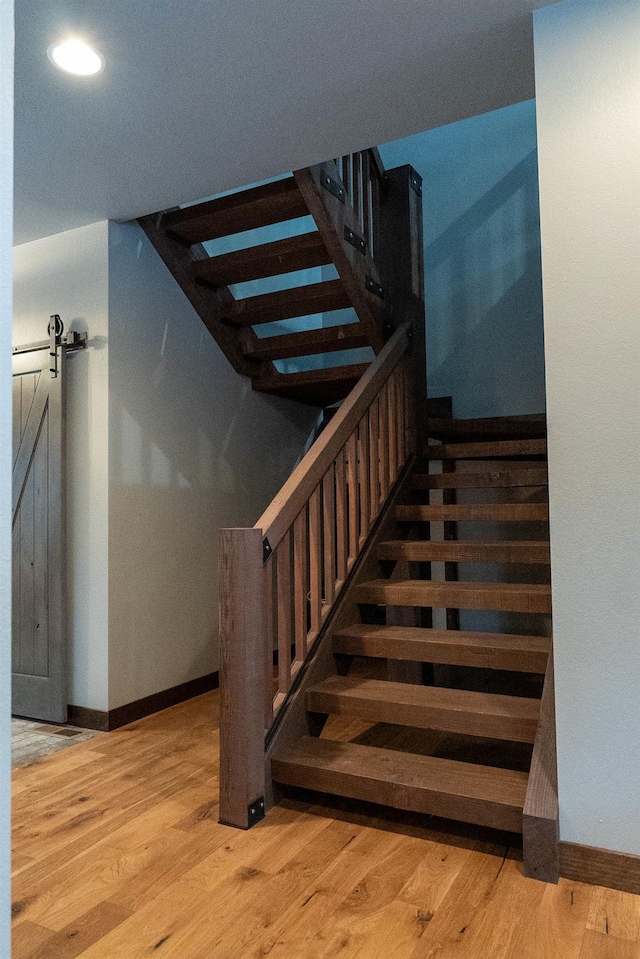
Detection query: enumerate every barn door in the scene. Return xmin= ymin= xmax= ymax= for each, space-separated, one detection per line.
xmin=12 ymin=343 xmax=66 ymax=722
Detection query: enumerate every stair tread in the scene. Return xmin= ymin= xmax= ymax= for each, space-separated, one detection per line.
xmin=252 ymin=362 xmax=370 ymax=406
xmin=412 ymin=468 xmax=548 ymax=490
xmin=271 ymin=737 xmax=528 ymax=832
xmin=354 ymin=579 xmax=552 ymax=613
xmin=396 ymin=504 xmax=549 ymax=522
xmin=425 ymin=439 xmax=547 ymax=460
xmin=193 ymin=232 xmax=330 ymax=287
xmin=225 ymin=280 xmax=352 ymax=328
xmin=427 ymin=415 xmax=547 ymax=442
xmin=161 ymin=178 xmax=309 ymax=244
xmin=333 ymin=623 xmax=551 ymax=670
xmin=244 ymin=323 xmax=368 ymax=361
xmin=377 ymin=539 xmax=551 ymax=564
xmin=307 ymin=675 xmax=540 ymax=743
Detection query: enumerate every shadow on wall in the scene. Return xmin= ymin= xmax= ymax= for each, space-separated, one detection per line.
xmin=424 ymin=151 xmax=544 ymax=417
xmin=379 ymin=99 xmax=546 ymax=418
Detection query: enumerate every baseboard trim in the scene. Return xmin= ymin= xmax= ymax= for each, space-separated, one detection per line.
xmin=68 ymin=671 xmax=219 ymax=732
xmin=560 ymin=841 xmax=640 ymax=895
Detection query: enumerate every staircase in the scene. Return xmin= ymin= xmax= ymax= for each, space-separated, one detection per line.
xmin=138 ymin=151 xmax=406 ymax=407
xmin=269 ymin=418 xmax=554 ymax=840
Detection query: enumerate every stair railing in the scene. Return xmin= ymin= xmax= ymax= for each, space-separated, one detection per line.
xmin=219 ymin=322 xmax=414 ymax=828
xmin=335 ymin=148 xmax=386 ymax=259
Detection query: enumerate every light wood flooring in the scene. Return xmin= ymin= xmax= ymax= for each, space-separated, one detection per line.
xmin=12 ymin=690 xmax=640 ymax=959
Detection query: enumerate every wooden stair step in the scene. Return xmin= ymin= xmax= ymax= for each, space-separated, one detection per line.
xmin=252 ymin=362 xmax=370 ymax=406
xmin=354 ymin=579 xmax=552 ymax=613
xmin=412 ymin=468 xmax=548 ymax=490
xmin=193 ymin=232 xmax=330 ymax=288
xmin=427 ymin=414 xmax=547 ymax=442
xmin=223 ymin=280 xmax=352 ymax=328
xmin=396 ymin=504 xmax=549 ymax=523
xmin=244 ymin=323 xmax=368 ymax=361
xmin=377 ymin=540 xmax=550 ymax=564
xmin=425 ymin=439 xmax=547 ymax=460
xmin=333 ymin=623 xmax=551 ymax=673
xmin=160 ymin=178 xmax=309 ymax=244
xmin=271 ymin=737 xmax=528 ymax=832
xmin=306 ymin=676 xmax=540 ymax=742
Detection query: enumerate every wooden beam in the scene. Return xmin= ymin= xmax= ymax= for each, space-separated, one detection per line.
xmin=523 ymin=653 xmax=560 ymax=883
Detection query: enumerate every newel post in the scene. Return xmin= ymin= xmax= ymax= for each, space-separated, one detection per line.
xmin=377 ymin=164 xmax=427 ymax=447
xmin=218 ymin=527 xmax=267 ymax=828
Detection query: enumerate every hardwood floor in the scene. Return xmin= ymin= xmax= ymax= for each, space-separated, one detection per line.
xmin=12 ymin=691 xmax=640 ymax=958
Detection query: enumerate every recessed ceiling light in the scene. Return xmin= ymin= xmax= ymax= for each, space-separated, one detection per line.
xmin=47 ymin=39 xmax=105 ymax=76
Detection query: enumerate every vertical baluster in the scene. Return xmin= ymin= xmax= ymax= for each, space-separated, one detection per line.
xmin=370 ymin=168 xmax=380 ymax=258
xmin=335 ymin=448 xmax=348 ymax=588
xmin=398 ymin=362 xmax=406 ymax=468
xmin=322 ymin=466 xmax=336 ymax=607
xmin=379 ymin=382 xmax=390 ymax=501
xmin=362 ymin=151 xmax=372 ymax=249
xmin=352 ymin=153 xmax=362 ymax=231
xmin=263 ymin=553 xmax=275 ymax=726
xmin=346 ymin=432 xmax=359 ymax=567
xmin=388 ymin=370 xmax=398 ymax=484
xmin=358 ymin=412 xmax=370 ymax=545
xmin=308 ymin=486 xmax=322 ymax=645
xmin=293 ymin=508 xmax=308 ymax=665
xmin=342 ymin=155 xmax=352 ymax=204
xmin=369 ymin=397 xmax=380 ymax=521
xmin=276 ymin=531 xmax=292 ymax=707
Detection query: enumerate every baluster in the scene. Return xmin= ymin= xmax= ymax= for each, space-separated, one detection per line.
xmin=362 ymin=151 xmax=372 ymax=250
xmin=370 ymin=167 xmax=380 ymax=258
xmin=358 ymin=412 xmax=370 ymax=545
xmin=335 ymin=448 xmax=348 ymax=588
xmin=342 ymin=155 xmax=352 ymax=204
xmin=275 ymin=531 xmax=292 ymax=708
xmin=346 ymin=432 xmax=359 ymax=566
xmin=293 ymin=508 xmax=308 ymax=665
xmin=379 ymin=382 xmax=390 ymax=501
xmin=352 ymin=153 xmax=363 ymax=232
xmin=388 ymin=370 xmax=398 ymax=483
xmin=398 ymin=363 xmax=406 ymax=468
xmin=263 ymin=553 xmax=275 ymax=726
xmin=322 ymin=466 xmax=336 ymax=607
xmin=369 ymin=397 xmax=380 ymax=521
xmin=308 ymin=485 xmax=322 ymax=645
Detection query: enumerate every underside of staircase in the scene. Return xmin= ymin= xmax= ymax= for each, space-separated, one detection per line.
xmin=139 ymin=156 xmax=395 ymax=407
xmin=268 ymin=414 xmax=556 ymax=865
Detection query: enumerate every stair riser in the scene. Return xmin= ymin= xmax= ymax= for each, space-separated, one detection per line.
xmin=271 ymin=760 xmax=524 ymax=832
xmin=332 ymin=636 xmax=549 ymax=673
xmin=306 ymin=690 xmax=538 ymax=743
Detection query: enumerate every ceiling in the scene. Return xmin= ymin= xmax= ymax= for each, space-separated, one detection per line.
xmin=14 ymin=0 xmax=557 ymax=245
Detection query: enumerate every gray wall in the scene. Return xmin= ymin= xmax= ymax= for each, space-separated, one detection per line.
xmin=380 ymin=99 xmax=546 ymax=418
xmin=0 ymin=0 xmax=13 ymax=948
xmin=107 ymin=221 xmax=318 ymax=710
xmin=535 ymin=0 xmax=640 ymax=854
xmin=12 ymin=222 xmax=110 ymax=712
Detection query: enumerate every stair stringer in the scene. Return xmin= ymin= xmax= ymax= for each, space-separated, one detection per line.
xmin=263 ymin=454 xmax=416 ymax=809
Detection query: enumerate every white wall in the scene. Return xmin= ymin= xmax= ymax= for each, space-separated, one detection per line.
xmin=107 ymin=222 xmax=318 ymax=710
xmin=535 ymin=0 xmax=640 ymax=854
xmin=13 ymin=222 xmax=110 ymax=711
xmin=0 ymin=0 xmax=13 ymax=949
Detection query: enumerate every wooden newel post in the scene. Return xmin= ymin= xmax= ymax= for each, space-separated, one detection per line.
xmin=218 ymin=527 xmax=267 ymax=829
xmin=377 ymin=164 xmax=427 ymax=448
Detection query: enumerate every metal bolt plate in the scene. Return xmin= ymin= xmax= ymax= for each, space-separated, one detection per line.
xmin=320 ymin=169 xmax=346 ymax=203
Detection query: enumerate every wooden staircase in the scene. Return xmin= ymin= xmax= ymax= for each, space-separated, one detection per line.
xmin=270 ymin=420 xmax=554 ymax=840
xmin=138 ymin=151 xmax=409 ymax=407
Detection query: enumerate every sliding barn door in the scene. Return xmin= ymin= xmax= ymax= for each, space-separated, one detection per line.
xmin=12 ymin=347 xmax=66 ymax=722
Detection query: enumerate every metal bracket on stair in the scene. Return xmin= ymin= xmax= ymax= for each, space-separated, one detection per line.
xmin=365 ymin=276 xmax=384 ymax=299
xmin=263 ymin=538 xmax=273 ymax=563
xmin=320 ymin=169 xmax=346 ymax=203
xmin=247 ymin=797 xmax=265 ymax=828
xmin=410 ymin=170 xmax=423 ymax=197
xmin=344 ymin=225 xmax=367 ymax=255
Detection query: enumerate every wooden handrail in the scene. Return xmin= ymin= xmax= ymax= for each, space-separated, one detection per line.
xmin=257 ymin=322 xmax=411 ymax=552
